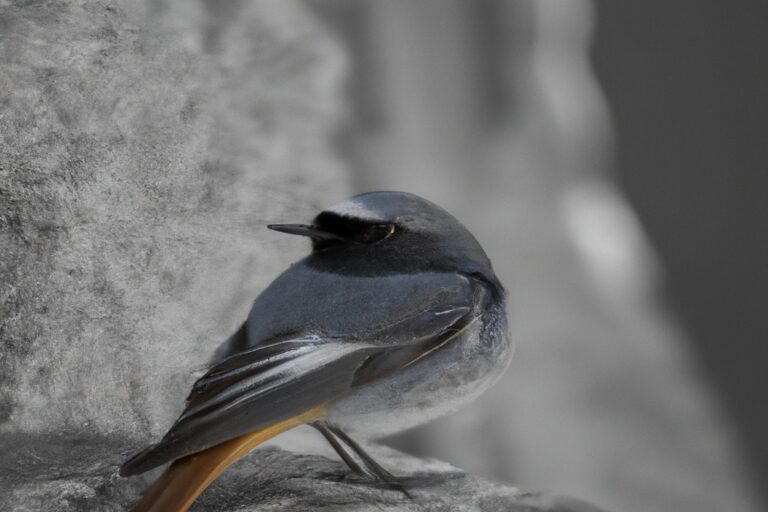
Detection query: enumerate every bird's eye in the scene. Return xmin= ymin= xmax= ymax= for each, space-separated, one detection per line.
xmin=311 ymin=212 xmax=397 ymax=249
xmin=356 ymin=223 xmax=396 ymax=244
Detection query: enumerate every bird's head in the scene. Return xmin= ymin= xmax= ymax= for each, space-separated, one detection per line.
xmin=269 ymin=191 xmax=501 ymax=290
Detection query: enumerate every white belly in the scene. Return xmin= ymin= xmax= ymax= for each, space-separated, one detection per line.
xmin=327 ymin=303 xmax=511 ymax=438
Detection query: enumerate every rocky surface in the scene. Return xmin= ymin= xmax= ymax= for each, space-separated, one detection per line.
xmin=1 ymin=433 xmax=606 ymax=512
xmin=0 ymin=0 xmax=346 ymax=440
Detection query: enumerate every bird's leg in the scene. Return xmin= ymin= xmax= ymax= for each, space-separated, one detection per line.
xmin=320 ymin=422 xmax=413 ymax=499
xmin=311 ymin=421 xmax=367 ymax=477
xmin=316 ymin=421 xmax=464 ymax=491
xmin=324 ymin=424 xmax=396 ymax=481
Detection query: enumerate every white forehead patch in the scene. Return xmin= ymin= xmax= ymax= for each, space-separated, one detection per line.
xmin=326 ymin=200 xmax=384 ymax=221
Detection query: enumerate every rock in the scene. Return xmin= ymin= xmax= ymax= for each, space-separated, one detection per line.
xmin=0 ymin=433 xmax=606 ymax=512
xmin=0 ymin=0 xmax=347 ymax=440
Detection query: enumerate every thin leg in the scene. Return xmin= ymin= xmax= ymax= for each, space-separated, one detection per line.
xmin=311 ymin=421 xmax=367 ymax=477
xmin=325 ymin=424 xmax=397 ymax=482
xmin=323 ymin=422 xmax=413 ymax=499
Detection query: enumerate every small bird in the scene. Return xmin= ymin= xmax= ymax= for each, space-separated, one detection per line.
xmin=120 ymin=191 xmax=512 ymax=511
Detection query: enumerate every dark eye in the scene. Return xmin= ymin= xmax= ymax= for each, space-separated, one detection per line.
xmin=355 ymin=223 xmax=396 ymax=244
xmin=312 ymin=212 xmax=397 ymax=249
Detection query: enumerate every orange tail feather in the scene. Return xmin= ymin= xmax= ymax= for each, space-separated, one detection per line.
xmin=129 ymin=405 xmax=327 ymax=512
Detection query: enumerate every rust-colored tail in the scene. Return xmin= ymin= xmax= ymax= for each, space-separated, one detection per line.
xmin=129 ymin=405 xmax=326 ymax=512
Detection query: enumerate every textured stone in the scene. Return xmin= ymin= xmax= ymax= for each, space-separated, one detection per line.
xmin=0 ymin=0 xmax=347 ymax=441
xmin=0 ymin=433 xmax=607 ymax=512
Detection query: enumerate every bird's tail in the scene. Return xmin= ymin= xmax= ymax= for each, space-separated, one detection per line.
xmin=128 ymin=405 xmax=326 ymax=512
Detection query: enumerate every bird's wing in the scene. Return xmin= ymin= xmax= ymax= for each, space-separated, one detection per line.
xmin=120 ymin=273 xmax=484 ymax=476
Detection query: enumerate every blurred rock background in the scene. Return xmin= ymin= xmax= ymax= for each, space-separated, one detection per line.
xmin=1 ymin=1 xmax=766 ymax=511
xmin=309 ymin=1 xmax=766 ymax=512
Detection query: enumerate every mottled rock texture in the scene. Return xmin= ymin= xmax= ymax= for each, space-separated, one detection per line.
xmin=0 ymin=0 xmax=347 ymax=440
xmin=0 ymin=433 xmax=606 ymax=512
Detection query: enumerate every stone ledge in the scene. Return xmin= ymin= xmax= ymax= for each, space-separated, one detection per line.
xmin=1 ymin=433 xmax=606 ymax=512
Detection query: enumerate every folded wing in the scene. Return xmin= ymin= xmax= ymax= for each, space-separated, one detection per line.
xmin=120 ymin=273 xmax=483 ymax=476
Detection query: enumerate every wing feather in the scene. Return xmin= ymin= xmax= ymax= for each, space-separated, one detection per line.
xmin=180 ymin=339 xmax=362 ymax=422
xmin=120 ymin=273 xmax=486 ymax=477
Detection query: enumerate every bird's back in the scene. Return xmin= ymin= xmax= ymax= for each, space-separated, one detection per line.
xmin=216 ymin=260 xmax=478 ymax=361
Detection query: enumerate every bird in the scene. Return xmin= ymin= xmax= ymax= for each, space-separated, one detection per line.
xmin=119 ymin=191 xmax=512 ymax=511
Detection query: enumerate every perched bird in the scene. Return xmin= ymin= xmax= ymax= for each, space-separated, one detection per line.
xmin=120 ymin=191 xmax=512 ymax=511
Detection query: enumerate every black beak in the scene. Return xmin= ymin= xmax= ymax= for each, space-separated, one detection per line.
xmin=267 ymin=224 xmax=345 ymax=241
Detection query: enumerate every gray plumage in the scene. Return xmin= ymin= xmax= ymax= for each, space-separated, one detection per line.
xmin=120 ymin=191 xmax=511 ymax=477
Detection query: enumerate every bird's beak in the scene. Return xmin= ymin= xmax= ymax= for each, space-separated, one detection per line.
xmin=267 ymin=224 xmax=345 ymax=241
